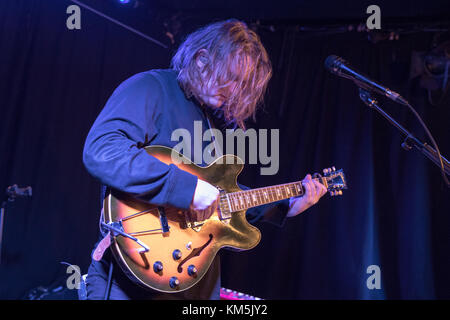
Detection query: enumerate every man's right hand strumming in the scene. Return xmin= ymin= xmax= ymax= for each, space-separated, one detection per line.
xmin=188 ymin=179 xmax=220 ymax=222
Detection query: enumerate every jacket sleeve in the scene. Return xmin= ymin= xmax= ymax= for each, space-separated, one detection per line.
xmin=83 ymin=72 xmax=198 ymax=210
xmin=238 ymin=183 xmax=289 ymax=228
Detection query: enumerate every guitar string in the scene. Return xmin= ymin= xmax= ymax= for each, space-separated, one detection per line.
xmin=203 ymin=111 xmax=343 ymax=213
xmin=225 ymin=177 xmax=323 ymax=212
xmin=225 ymin=174 xmax=345 ymax=212
xmin=114 ymin=106 xmax=343 ymax=224
xmin=118 ymin=175 xmax=339 ymax=222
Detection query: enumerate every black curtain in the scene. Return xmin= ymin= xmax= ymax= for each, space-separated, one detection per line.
xmin=222 ymin=27 xmax=450 ymax=299
xmin=0 ymin=0 xmax=448 ymax=299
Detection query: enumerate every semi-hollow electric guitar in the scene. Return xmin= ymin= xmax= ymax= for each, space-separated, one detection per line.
xmin=103 ymin=145 xmax=347 ymax=293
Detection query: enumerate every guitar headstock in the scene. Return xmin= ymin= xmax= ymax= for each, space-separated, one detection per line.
xmin=322 ymin=167 xmax=347 ymax=196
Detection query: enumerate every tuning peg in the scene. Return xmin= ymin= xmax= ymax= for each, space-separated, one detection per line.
xmin=338 ymin=190 xmax=343 ymax=196
xmin=330 ymin=190 xmax=335 ymax=196
xmin=332 ymin=166 xmax=336 ymax=172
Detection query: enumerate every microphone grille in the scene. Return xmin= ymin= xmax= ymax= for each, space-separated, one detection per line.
xmin=324 ymin=55 xmax=344 ymax=72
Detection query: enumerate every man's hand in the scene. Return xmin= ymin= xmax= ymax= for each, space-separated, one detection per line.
xmin=189 ymin=179 xmax=220 ymax=222
xmin=287 ymin=174 xmax=327 ymax=217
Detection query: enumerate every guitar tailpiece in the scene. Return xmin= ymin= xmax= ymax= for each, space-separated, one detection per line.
xmin=101 ymin=221 xmax=150 ymax=253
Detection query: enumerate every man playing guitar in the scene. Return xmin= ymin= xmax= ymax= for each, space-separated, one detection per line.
xmin=83 ymin=19 xmax=328 ymax=300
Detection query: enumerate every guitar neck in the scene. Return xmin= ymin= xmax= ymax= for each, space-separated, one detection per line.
xmin=225 ymin=177 xmax=326 ymax=212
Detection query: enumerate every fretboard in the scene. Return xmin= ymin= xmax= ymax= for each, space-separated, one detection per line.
xmin=226 ymin=181 xmax=305 ymax=212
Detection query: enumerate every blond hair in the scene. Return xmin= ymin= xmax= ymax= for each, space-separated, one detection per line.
xmin=171 ymin=19 xmax=272 ymax=128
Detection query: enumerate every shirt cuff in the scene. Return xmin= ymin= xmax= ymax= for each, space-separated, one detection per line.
xmin=166 ymin=164 xmax=198 ymax=210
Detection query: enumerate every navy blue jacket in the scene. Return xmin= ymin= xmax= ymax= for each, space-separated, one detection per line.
xmin=83 ymin=69 xmax=289 ymax=299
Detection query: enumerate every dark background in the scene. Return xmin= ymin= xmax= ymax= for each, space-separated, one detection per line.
xmin=0 ymin=0 xmax=449 ymax=299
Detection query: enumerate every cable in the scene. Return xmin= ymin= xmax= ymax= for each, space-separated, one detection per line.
xmin=405 ymin=102 xmax=450 ymax=187
xmin=104 ymin=260 xmax=114 ymax=300
xmin=70 ymin=0 xmax=168 ymax=49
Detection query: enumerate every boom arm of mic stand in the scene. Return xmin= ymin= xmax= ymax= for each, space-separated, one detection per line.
xmin=358 ymin=88 xmax=450 ymax=178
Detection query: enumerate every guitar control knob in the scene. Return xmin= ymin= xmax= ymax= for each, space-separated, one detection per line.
xmin=153 ymin=261 xmax=163 ymax=273
xmin=187 ymin=265 xmax=197 ymax=276
xmin=169 ymin=276 xmax=180 ymax=288
xmin=172 ymin=249 xmax=182 ymax=260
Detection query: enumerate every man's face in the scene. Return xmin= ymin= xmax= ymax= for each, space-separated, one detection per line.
xmin=197 ymin=77 xmax=236 ymax=109
xmin=195 ymin=51 xmax=239 ymax=109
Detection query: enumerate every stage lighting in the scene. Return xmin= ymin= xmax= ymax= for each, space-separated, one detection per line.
xmin=116 ymin=0 xmax=138 ymax=6
xmin=113 ymin=0 xmax=141 ymax=9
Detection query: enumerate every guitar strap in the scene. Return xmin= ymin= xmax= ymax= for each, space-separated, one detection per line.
xmin=92 ymin=208 xmax=111 ymax=261
xmin=92 ymin=231 xmax=111 ymax=261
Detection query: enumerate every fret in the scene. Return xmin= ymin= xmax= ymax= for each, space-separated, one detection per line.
xmin=294 ymin=184 xmax=300 ymax=195
xmin=276 ymin=186 xmax=282 ymax=199
xmin=285 ymin=186 xmax=291 ymax=197
xmin=232 ymin=193 xmax=237 ymax=210
xmin=279 ymin=186 xmax=286 ymax=199
xmin=225 ymin=179 xmax=315 ymax=212
xmin=251 ymin=193 xmax=257 ymax=206
xmin=266 ymin=188 xmax=272 ymax=203
xmin=270 ymin=187 xmax=276 ymax=202
xmin=276 ymin=188 xmax=281 ymax=199
xmin=262 ymin=189 xmax=267 ymax=200
xmin=245 ymin=193 xmax=251 ymax=206
xmin=267 ymin=187 xmax=275 ymax=202
xmin=294 ymin=183 xmax=301 ymax=195
xmin=232 ymin=194 xmax=239 ymax=211
xmin=225 ymin=194 xmax=232 ymax=212
xmin=257 ymin=189 xmax=263 ymax=206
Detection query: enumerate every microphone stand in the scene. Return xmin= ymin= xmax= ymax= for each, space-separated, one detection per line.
xmin=358 ymin=88 xmax=450 ymax=179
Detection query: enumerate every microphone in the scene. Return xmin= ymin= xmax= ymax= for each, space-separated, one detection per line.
xmin=324 ymin=55 xmax=409 ymax=106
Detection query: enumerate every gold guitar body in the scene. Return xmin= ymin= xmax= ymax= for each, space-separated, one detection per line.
xmin=103 ymin=145 xmax=261 ymax=293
